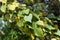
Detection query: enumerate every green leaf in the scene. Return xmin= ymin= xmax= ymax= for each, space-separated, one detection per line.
xmin=55 ymin=29 xmax=60 ymax=36
xmin=17 ymin=19 xmax=24 ymax=27
xmin=33 ymin=13 xmax=40 ymax=20
xmin=32 ymin=22 xmax=37 ymax=29
xmin=47 ymin=13 xmax=55 ymax=18
xmin=32 ymin=22 xmax=43 ymax=37
xmin=22 ymin=9 xmax=30 ymax=14
xmin=34 ymin=27 xmax=43 ymax=37
xmin=17 ymin=11 xmax=23 ymax=17
xmin=44 ymin=24 xmax=55 ymax=30
xmin=45 ymin=17 xmax=53 ymax=25
xmin=0 ymin=4 xmax=6 ymax=13
xmin=24 ymin=14 xmax=32 ymax=22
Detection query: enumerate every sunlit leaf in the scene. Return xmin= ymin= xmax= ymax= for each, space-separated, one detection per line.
xmin=32 ymin=22 xmax=43 ymax=37
xmin=0 ymin=0 xmax=7 ymax=3
xmin=0 ymin=4 xmax=6 ymax=13
xmin=44 ymin=24 xmax=55 ymax=30
xmin=12 ymin=1 xmax=19 ymax=7
xmin=59 ymin=0 xmax=60 ymax=1
xmin=55 ymin=29 xmax=60 ymax=36
xmin=24 ymin=14 xmax=32 ymax=22
xmin=8 ymin=4 xmax=16 ymax=10
xmin=36 ymin=20 xmax=44 ymax=26
xmin=17 ymin=11 xmax=23 ymax=17
xmin=34 ymin=27 xmax=43 ymax=37
xmin=31 ymin=34 xmax=34 ymax=40
xmin=51 ymin=38 xmax=56 ymax=40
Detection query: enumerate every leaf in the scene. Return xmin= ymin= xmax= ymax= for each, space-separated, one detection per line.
xmin=24 ymin=14 xmax=32 ymax=22
xmin=0 ymin=4 xmax=6 ymax=13
xmin=32 ymin=22 xmax=43 ymax=37
xmin=32 ymin=22 xmax=37 ymax=29
xmin=44 ymin=24 xmax=55 ymax=30
xmin=12 ymin=1 xmax=19 ymax=7
xmin=22 ymin=9 xmax=30 ymax=14
xmin=8 ymin=4 xmax=16 ymax=10
xmin=17 ymin=19 xmax=24 ymax=27
xmin=31 ymin=34 xmax=34 ymax=40
xmin=33 ymin=13 xmax=40 ymax=20
xmin=0 ymin=0 xmax=7 ymax=3
xmin=39 ymin=12 xmax=43 ymax=17
xmin=47 ymin=13 xmax=55 ymax=19
xmin=34 ymin=27 xmax=43 ymax=37
xmin=55 ymin=30 xmax=60 ymax=36
xmin=17 ymin=11 xmax=23 ymax=17
xmin=45 ymin=17 xmax=53 ymax=25
xmin=20 ymin=4 xmax=26 ymax=6
xmin=36 ymin=20 xmax=44 ymax=26
xmin=51 ymin=38 xmax=56 ymax=40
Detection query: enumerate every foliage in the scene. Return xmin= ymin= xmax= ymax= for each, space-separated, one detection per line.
xmin=0 ymin=0 xmax=60 ymax=40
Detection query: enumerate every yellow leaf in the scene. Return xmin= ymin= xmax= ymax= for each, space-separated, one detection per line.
xmin=36 ymin=20 xmax=44 ymax=26
xmin=31 ymin=34 xmax=34 ymax=40
xmin=8 ymin=4 xmax=16 ymax=10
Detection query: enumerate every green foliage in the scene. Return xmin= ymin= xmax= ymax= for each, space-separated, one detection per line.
xmin=0 ymin=0 xmax=60 ymax=40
